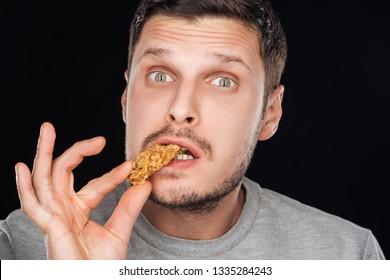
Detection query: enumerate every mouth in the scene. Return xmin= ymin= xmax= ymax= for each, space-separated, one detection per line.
xmin=175 ymin=146 xmax=195 ymax=160
xmin=151 ymin=139 xmax=201 ymax=162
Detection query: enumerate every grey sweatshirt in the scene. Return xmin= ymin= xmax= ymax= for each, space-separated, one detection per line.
xmin=0 ymin=177 xmax=385 ymax=259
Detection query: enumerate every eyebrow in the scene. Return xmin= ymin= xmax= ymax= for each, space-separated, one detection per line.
xmin=139 ymin=48 xmax=252 ymax=73
xmin=207 ymin=51 xmax=252 ymax=73
xmin=140 ymin=48 xmax=173 ymax=60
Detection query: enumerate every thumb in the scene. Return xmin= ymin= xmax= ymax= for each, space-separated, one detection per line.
xmin=104 ymin=181 xmax=152 ymax=244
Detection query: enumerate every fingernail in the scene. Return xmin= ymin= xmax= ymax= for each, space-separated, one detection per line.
xmin=15 ymin=164 xmax=19 ymax=180
xmin=89 ymin=136 xmax=100 ymax=141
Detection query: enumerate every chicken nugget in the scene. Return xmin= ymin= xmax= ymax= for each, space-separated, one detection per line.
xmin=127 ymin=144 xmax=182 ymax=185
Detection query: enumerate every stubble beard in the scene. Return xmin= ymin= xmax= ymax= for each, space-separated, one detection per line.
xmin=148 ymin=125 xmax=261 ymax=216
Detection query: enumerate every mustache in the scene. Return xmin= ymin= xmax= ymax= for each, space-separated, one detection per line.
xmin=141 ymin=125 xmax=213 ymax=160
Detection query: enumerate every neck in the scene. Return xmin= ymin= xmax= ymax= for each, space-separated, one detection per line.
xmin=141 ymin=185 xmax=246 ymax=240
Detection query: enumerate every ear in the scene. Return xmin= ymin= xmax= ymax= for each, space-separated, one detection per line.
xmin=258 ymin=85 xmax=284 ymax=141
xmin=124 ymin=69 xmax=129 ymax=82
xmin=121 ymin=69 xmax=129 ymax=123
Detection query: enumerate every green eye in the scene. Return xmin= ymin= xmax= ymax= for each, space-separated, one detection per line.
xmin=219 ymin=78 xmax=231 ymax=87
xmin=211 ymin=77 xmax=236 ymax=88
xmin=148 ymin=71 xmax=173 ymax=83
xmin=155 ymin=72 xmax=167 ymax=82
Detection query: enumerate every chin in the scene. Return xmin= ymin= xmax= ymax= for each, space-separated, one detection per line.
xmin=150 ymin=175 xmax=203 ymax=198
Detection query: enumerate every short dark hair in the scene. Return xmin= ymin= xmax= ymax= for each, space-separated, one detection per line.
xmin=128 ymin=0 xmax=287 ymax=110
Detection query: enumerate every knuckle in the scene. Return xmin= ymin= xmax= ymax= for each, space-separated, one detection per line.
xmin=32 ymin=174 xmax=52 ymax=186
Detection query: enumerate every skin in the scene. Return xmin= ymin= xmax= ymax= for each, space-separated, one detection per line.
xmin=122 ymin=16 xmax=284 ymax=239
xmin=15 ymin=16 xmax=283 ymax=259
xmin=15 ymin=123 xmax=152 ymax=259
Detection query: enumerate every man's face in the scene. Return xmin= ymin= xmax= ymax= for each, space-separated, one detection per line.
xmin=122 ymin=16 xmax=270 ymax=210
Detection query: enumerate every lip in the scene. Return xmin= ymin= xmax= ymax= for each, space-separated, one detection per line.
xmin=164 ymin=157 xmax=199 ymax=169
xmin=146 ymin=138 xmax=202 ymax=171
xmin=151 ymin=138 xmax=203 ymax=159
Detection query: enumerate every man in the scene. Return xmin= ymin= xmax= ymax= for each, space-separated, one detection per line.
xmin=0 ymin=0 xmax=385 ymax=259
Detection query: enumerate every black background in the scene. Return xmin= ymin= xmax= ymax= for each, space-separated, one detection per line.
xmin=1 ymin=0 xmax=389 ymax=258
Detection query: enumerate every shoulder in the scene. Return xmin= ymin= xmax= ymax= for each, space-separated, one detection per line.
xmin=0 ymin=182 xmax=126 ymax=260
xmin=244 ymin=177 xmax=369 ymax=234
xmin=0 ymin=209 xmax=46 ymax=259
xmin=243 ymin=177 xmax=385 ymax=259
xmin=262 ymin=185 xmax=367 ymax=235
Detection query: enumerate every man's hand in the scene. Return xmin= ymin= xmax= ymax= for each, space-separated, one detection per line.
xmin=15 ymin=122 xmax=152 ymax=259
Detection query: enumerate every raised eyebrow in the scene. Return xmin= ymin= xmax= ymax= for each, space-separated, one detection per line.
xmin=140 ymin=47 xmax=173 ymax=60
xmin=207 ymin=51 xmax=252 ymax=73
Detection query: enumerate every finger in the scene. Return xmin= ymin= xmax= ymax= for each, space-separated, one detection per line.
xmin=31 ymin=122 xmax=56 ymax=177
xmin=51 ymin=136 xmax=106 ymax=192
xmin=77 ymin=160 xmax=134 ymax=210
xmin=104 ymin=181 xmax=152 ymax=244
xmin=16 ymin=162 xmax=37 ymax=212
xmin=31 ymin=122 xmax=56 ymax=203
xmin=15 ymin=162 xmax=53 ymax=230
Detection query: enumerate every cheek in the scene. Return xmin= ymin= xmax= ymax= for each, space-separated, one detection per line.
xmin=215 ymin=98 xmax=262 ymax=138
xmin=208 ymin=96 xmax=262 ymax=163
xmin=125 ymin=86 xmax=166 ymax=157
xmin=128 ymin=97 xmax=150 ymax=125
xmin=128 ymin=80 xmax=160 ymax=122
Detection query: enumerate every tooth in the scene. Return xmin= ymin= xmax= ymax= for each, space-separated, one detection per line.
xmin=175 ymin=154 xmax=194 ymax=160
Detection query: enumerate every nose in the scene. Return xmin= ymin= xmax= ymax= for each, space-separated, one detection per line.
xmin=166 ymin=83 xmax=200 ymax=126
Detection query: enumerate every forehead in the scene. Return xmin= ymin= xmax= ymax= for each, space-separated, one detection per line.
xmin=133 ymin=15 xmax=263 ymax=70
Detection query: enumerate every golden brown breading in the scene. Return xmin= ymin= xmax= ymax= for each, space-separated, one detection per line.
xmin=127 ymin=144 xmax=182 ymax=185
